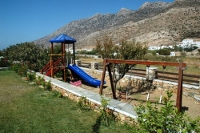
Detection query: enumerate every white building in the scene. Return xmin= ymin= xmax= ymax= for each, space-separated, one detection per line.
xmin=148 ymin=39 xmax=200 ymax=51
xmin=148 ymin=45 xmax=173 ymax=51
xmin=170 ymin=52 xmax=176 ymax=56
xmin=148 ymin=46 xmax=160 ymax=50
xmin=178 ymin=39 xmax=200 ymax=48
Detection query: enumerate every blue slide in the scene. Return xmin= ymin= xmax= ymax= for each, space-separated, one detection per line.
xmin=68 ymin=64 xmax=106 ymax=87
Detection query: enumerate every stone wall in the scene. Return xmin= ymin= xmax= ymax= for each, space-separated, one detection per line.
xmin=35 ymin=73 xmax=136 ymax=124
xmin=36 ymin=65 xmax=199 ymax=124
xmin=50 ymin=83 xmax=134 ymax=124
xmin=83 ymin=68 xmax=199 ymax=92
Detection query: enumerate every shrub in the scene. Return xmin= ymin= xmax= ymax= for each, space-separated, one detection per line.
xmin=27 ymin=72 xmax=35 ymax=81
xmin=35 ymin=76 xmax=45 ymax=86
xmin=52 ymin=90 xmax=63 ymax=98
xmin=134 ymin=90 xmax=200 ymax=132
xmin=100 ymin=97 xmax=114 ymax=126
xmin=78 ymin=96 xmax=90 ymax=110
xmin=35 ymin=76 xmax=51 ymax=91
xmin=0 ymin=58 xmax=11 ymax=67
xmin=12 ymin=63 xmax=21 ymax=73
xmin=11 ymin=63 xmax=28 ymax=77
xmin=158 ymin=48 xmax=170 ymax=55
xmin=44 ymin=80 xmax=51 ymax=91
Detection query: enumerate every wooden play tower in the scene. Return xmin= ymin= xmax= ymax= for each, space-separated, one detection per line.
xmin=41 ymin=34 xmax=76 ymax=82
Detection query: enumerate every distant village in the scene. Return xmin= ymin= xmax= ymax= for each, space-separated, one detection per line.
xmin=148 ymin=39 xmax=200 ymax=56
xmin=69 ymin=39 xmax=200 ymax=57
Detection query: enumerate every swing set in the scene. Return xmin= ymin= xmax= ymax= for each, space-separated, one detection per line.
xmin=99 ymin=59 xmax=186 ymax=112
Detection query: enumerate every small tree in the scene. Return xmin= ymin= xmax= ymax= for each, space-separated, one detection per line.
xmin=174 ymin=45 xmax=183 ymax=52
xmin=96 ymin=34 xmax=116 ymax=59
xmin=1 ymin=42 xmax=49 ymax=70
xmin=158 ymin=48 xmax=171 ymax=56
xmin=96 ymin=35 xmax=147 ymax=92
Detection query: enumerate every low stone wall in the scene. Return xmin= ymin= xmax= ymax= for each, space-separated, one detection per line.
xmin=50 ymin=84 xmax=134 ymax=124
xmin=83 ymin=68 xmax=199 ymax=91
xmin=36 ymin=72 xmax=137 ymax=124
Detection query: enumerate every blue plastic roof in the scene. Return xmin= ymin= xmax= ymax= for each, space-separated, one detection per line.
xmin=49 ymin=34 xmax=76 ymax=43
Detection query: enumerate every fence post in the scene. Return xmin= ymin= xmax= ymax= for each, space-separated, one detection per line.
xmin=75 ymin=60 xmax=81 ymax=66
xmin=199 ymin=79 xmax=200 ymax=89
xmin=176 ymin=62 xmax=183 ymax=113
xmin=91 ymin=62 xmax=98 ymax=70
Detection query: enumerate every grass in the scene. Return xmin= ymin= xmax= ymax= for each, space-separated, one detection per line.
xmin=0 ymin=70 xmax=133 ymax=133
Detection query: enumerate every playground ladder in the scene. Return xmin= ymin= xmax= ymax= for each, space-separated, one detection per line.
xmin=41 ymin=57 xmax=63 ymax=76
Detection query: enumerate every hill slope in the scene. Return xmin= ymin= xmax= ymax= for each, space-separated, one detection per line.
xmin=34 ymin=0 xmax=200 ymax=48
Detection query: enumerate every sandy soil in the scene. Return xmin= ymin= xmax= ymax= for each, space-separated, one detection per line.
xmin=80 ymin=72 xmax=200 ymax=119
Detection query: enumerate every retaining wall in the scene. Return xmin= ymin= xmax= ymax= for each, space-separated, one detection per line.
xmin=36 ymin=72 xmax=137 ymax=124
xmin=35 ymin=67 xmax=199 ymax=124
xmin=83 ymin=68 xmax=200 ymax=91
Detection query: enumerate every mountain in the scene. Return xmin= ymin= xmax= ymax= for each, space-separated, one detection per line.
xmin=34 ymin=0 xmax=200 ymax=48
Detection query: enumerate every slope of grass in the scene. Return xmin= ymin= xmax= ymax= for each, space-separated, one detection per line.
xmin=0 ymin=70 xmax=132 ymax=133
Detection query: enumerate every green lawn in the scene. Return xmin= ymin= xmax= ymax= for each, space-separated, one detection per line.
xmin=0 ymin=70 xmax=132 ymax=133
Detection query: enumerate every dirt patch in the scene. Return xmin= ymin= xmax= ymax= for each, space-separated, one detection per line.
xmin=80 ymin=72 xmax=200 ymax=119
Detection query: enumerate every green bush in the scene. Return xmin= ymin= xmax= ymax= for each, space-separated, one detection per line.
xmin=35 ymin=76 xmax=51 ymax=91
xmin=11 ymin=63 xmax=28 ymax=77
xmin=44 ymin=80 xmax=51 ymax=91
xmin=12 ymin=63 xmax=21 ymax=73
xmin=100 ymin=97 xmax=115 ymax=126
xmin=78 ymin=96 xmax=90 ymax=110
xmin=134 ymin=91 xmax=200 ymax=133
xmin=158 ymin=48 xmax=170 ymax=55
xmin=52 ymin=90 xmax=63 ymax=98
xmin=35 ymin=76 xmax=44 ymax=86
xmin=27 ymin=72 xmax=35 ymax=81
xmin=0 ymin=58 xmax=11 ymax=67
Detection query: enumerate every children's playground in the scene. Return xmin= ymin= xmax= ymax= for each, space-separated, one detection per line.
xmin=41 ymin=34 xmax=105 ymax=87
xmin=40 ymin=34 xmax=200 ymax=119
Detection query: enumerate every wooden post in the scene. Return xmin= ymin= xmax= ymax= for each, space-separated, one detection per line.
xmin=73 ymin=42 xmax=75 ymax=64
xmin=107 ymin=63 xmax=117 ymax=99
xmin=176 ymin=62 xmax=183 ymax=112
xmin=50 ymin=42 xmax=54 ymax=78
xmin=99 ymin=59 xmax=107 ymax=95
xmin=63 ymin=43 xmax=66 ymax=66
xmin=64 ymin=43 xmax=66 ymax=82
xmin=67 ymin=44 xmax=69 ymax=65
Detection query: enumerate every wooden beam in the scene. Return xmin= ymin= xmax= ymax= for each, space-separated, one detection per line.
xmin=62 ymin=43 xmax=66 ymax=82
xmin=107 ymin=63 xmax=117 ymax=99
xmin=106 ymin=59 xmax=186 ymax=67
xmin=73 ymin=43 xmax=75 ymax=64
xmin=99 ymin=59 xmax=107 ymax=95
xmin=176 ymin=62 xmax=184 ymax=112
xmin=50 ymin=42 xmax=54 ymax=78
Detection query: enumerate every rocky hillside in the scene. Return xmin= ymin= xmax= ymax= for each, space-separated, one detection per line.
xmin=34 ymin=0 xmax=200 ymax=48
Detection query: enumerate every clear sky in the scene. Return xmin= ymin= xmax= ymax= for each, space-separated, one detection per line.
xmin=0 ymin=0 xmax=174 ymax=50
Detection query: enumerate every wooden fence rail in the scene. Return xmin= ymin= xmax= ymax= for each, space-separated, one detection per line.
xmin=80 ymin=62 xmax=200 ymax=86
